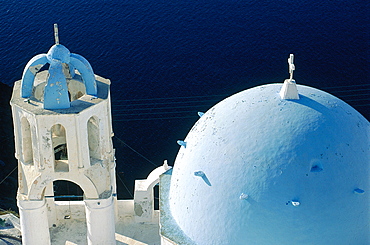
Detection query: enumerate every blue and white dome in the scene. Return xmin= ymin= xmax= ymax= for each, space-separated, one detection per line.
xmin=168 ymin=84 xmax=369 ymax=244
xmin=20 ymin=24 xmax=97 ymax=109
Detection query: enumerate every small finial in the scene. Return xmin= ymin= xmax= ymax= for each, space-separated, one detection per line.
xmin=54 ymin=23 xmax=59 ymax=45
xmin=291 ymin=200 xmax=300 ymax=206
xmin=288 ymin=54 xmax=295 ymax=80
xmin=163 ymin=160 xmax=170 ymax=170
xmin=194 ymin=171 xmax=205 ymax=177
xmin=177 ymin=140 xmax=187 ymax=148
xmin=194 ymin=171 xmax=212 ymax=186
xmin=198 ymin=112 xmax=205 ymax=117
xmin=239 ymin=193 xmax=249 ymax=200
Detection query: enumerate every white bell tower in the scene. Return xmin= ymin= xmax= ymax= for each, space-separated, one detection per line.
xmin=10 ymin=25 xmax=117 ymax=245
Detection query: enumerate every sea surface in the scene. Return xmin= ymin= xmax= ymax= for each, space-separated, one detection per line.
xmin=0 ymin=0 xmax=368 ymax=198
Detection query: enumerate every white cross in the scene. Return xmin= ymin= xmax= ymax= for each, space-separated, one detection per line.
xmin=288 ymin=54 xmax=295 ymax=80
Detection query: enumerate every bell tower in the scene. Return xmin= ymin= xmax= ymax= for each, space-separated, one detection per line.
xmin=10 ymin=25 xmax=117 ymax=245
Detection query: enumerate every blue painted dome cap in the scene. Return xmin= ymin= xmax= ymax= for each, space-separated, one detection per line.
xmin=47 ymin=44 xmax=70 ymax=63
xmin=20 ymin=24 xmax=98 ymax=107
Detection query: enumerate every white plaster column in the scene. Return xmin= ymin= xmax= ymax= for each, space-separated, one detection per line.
xmin=18 ymin=199 xmax=50 ymax=245
xmin=134 ymin=180 xmax=154 ymax=223
xmin=45 ymin=182 xmax=56 ymax=228
xmin=84 ymin=196 xmax=116 ymax=245
xmin=110 ymin=161 xmax=119 ymax=220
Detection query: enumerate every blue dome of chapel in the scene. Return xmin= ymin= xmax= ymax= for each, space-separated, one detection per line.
xmin=20 ymin=24 xmax=97 ymax=109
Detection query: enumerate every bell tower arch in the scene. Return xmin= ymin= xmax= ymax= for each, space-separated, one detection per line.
xmin=11 ymin=24 xmax=117 ymax=245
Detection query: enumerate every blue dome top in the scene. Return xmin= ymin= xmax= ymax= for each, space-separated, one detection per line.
xmin=20 ymin=27 xmax=97 ymax=109
xmin=46 ymin=44 xmax=71 ymax=63
xmin=169 ymin=84 xmax=369 ymax=244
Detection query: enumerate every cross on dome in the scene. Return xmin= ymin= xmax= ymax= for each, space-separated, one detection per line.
xmin=288 ymin=54 xmax=295 ymax=81
xmin=279 ymin=53 xmax=299 ymax=100
xmin=20 ymin=24 xmax=97 ymax=109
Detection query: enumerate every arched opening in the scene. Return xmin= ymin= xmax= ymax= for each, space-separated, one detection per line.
xmin=53 ymin=180 xmax=84 ymax=201
xmin=154 ymin=184 xmax=159 ymax=210
xmin=21 ymin=117 xmax=33 ymax=164
xmin=47 ymin=180 xmax=85 ymax=225
xmin=48 ymin=180 xmax=87 ymax=244
xmin=87 ymin=116 xmax=100 ymax=164
xmin=51 ymin=124 xmax=69 ymax=172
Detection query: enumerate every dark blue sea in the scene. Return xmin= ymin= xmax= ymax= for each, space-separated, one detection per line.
xmin=0 ymin=0 xmax=368 ymax=198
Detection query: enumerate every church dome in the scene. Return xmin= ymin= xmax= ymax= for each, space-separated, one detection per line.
xmin=20 ymin=24 xmax=97 ymax=109
xmin=168 ymin=84 xmax=369 ymax=244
